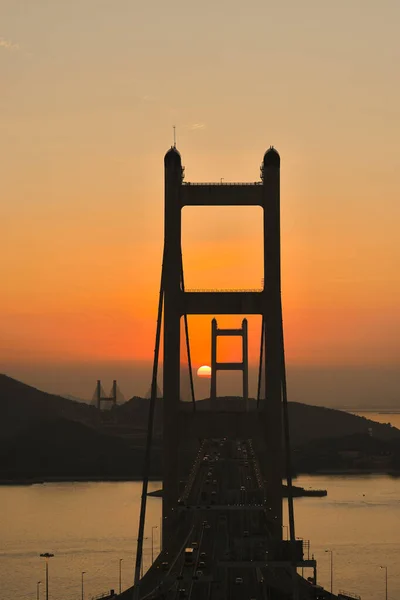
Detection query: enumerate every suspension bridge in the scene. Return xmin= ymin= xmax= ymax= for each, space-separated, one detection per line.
xmin=110 ymin=146 xmax=354 ymax=600
xmin=91 ymin=380 xmax=126 ymax=410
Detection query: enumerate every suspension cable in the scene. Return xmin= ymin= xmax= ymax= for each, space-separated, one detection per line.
xmin=133 ymin=257 xmax=164 ymax=599
xmin=180 ymin=255 xmax=196 ymax=411
xmin=280 ymin=303 xmax=299 ymax=600
xmin=256 ymin=316 xmax=265 ymax=408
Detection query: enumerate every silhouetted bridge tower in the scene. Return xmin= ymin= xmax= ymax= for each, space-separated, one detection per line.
xmin=210 ymin=317 xmax=249 ymax=406
xmin=118 ymin=146 xmax=344 ymax=600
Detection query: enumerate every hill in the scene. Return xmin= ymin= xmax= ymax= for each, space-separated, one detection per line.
xmin=1 ymin=375 xmax=399 ymax=480
xmin=0 ymin=417 xmax=163 ymax=480
xmin=0 ymin=373 xmax=101 ymax=439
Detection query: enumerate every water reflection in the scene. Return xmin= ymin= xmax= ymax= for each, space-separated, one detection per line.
xmin=0 ymin=477 xmax=398 ymax=600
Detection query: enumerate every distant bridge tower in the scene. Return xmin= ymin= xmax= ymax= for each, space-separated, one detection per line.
xmin=96 ymin=379 xmax=117 ymax=410
xmin=210 ymin=317 xmax=248 ymax=406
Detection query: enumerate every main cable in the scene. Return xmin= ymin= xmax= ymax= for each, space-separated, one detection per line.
xmin=133 ymin=254 xmax=165 ymax=599
xmin=181 ymin=254 xmax=196 ymax=411
xmin=256 ymin=316 xmax=265 ymax=408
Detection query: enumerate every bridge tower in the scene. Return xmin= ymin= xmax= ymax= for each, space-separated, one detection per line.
xmin=96 ymin=379 xmax=117 ymax=410
xmin=210 ymin=317 xmax=249 ymax=406
xmin=162 ymin=146 xmax=284 ymax=543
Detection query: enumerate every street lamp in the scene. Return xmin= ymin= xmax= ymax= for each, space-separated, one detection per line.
xmin=135 ymin=536 xmax=149 ymax=578
xmin=81 ymin=571 xmax=86 ymax=600
xmin=39 ymin=553 xmax=54 ymax=600
xmin=151 ymin=526 xmax=158 ymax=564
xmin=325 ymin=549 xmax=333 ymax=595
xmin=36 ymin=581 xmax=41 ymax=600
xmin=119 ymin=559 xmax=123 ymax=594
xmin=380 ymin=566 xmax=388 ymax=600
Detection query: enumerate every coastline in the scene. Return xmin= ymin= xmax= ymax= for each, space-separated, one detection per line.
xmin=1 ymin=468 xmax=398 ymax=487
xmin=0 ymin=474 xmax=163 ymax=486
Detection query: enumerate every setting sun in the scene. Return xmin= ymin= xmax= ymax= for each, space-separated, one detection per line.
xmin=197 ymin=365 xmax=212 ymax=379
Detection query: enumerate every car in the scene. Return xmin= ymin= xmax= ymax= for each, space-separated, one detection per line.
xmin=178 ymin=589 xmax=186 ymax=597
xmin=196 ymin=570 xmax=203 ymax=577
xmin=199 ymin=561 xmax=206 ymax=568
xmin=191 ymin=541 xmax=198 ymax=548
xmin=244 ymin=531 xmax=249 ymax=537
xmin=177 ymin=575 xmax=183 ymax=580
xmin=161 ymin=561 xmax=169 ymax=570
xmin=200 ymin=551 xmax=206 ymax=557
xmin=235 ymin=577 xmax=243 ymax=584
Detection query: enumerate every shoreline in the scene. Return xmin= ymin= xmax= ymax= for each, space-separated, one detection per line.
xmin=0 ymin=475 xmax=163 ymax=486
xmin=1 ymin=469 xmax=398 ymax=486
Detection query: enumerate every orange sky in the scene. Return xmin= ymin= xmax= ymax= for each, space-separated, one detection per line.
xmin=1 ymin=1 xmax=400 ymax=399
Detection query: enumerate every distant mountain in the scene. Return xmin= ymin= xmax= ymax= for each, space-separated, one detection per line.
xmin=0 ymin=374 xmax=101 ymax=439
xmin=61 ymin=394 xmax=89 ymax=404
xmin=1 ymin=374 xmax=400 ymax=481
xmin=288 ymin=401 xmax=400 ymax=445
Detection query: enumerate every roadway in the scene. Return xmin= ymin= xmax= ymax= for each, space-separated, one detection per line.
xmin=120 ymin=438 xmax=333 ymax=600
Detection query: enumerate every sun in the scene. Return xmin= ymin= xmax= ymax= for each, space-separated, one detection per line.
xmin=197 ymin=365 xmax=212 ymax=379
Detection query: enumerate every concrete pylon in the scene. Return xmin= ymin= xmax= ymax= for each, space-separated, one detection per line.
xmin=210 ymin=317 xmax=249 ymax=409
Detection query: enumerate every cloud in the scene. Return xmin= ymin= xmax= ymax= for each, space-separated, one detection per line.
xmin=0 ymin=37 xmax=19 ymax=51
xmin=190 ymin=123 xmax=205 ymax=130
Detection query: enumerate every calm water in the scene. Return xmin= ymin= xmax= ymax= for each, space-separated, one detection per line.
xmin=1 ymin=476 xmax=399 ymax=600
xmin=351 ymin=411 xmax=400 ymax=430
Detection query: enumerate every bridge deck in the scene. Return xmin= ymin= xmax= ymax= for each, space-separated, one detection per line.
xmin=120 ymin=439 xmax=334 ymax=600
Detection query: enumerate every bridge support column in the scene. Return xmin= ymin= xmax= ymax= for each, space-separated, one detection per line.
xmin=262 ymin=148 xmax=283 ymax=538
xmin=162 ymin=147 xmax=183 ymax=543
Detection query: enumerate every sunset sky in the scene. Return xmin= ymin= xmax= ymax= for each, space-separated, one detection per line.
xmin=1 ymin=1 xmax=400 ymax=403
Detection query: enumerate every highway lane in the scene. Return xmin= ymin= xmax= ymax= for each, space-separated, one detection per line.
xmin=129 ymin=437 xmax=325 ymax=600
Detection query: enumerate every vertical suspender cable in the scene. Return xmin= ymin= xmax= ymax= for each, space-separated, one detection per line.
xmin=133 ymin=258 xmax=164 ymax=599
xmin=181 ymin=255 xmax=196 ymax=412
xmin=280 ymin=303 xmax=299 ymax=600
xmin=281 ymin=313 xmax=295 ymax=542
xmin=256 ymin=316 xmax=265 ymax=408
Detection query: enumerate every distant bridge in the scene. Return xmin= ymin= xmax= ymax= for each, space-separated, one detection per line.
xmin=91 ymin=380 xmax=126 ymax=410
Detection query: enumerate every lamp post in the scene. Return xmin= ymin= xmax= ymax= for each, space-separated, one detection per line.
xmin=136 ymin=536 xmax=149 ymax=578
xmin=119 ymin=559 xmax=123 ymax=594
xmin=325 ymin=549 xmax=333 ymax=595
xmin=380 ymin=566 xmax=388 ymax=600
xmin=39 ymin=553 xmax=54 ymax=600
xmin=36 ymin=581 xmax=41 ymax=600
xmin=151 ymin=526 xmax=158 ymax=564
xmin=81 ymin=571 xmax=86 ymax=600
